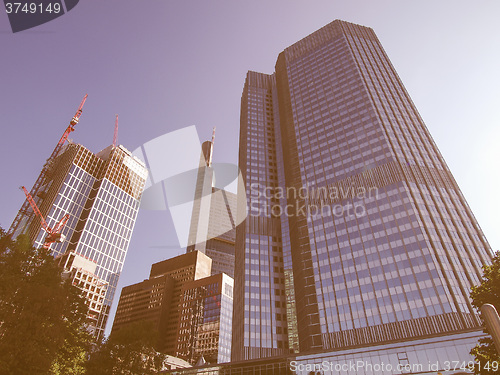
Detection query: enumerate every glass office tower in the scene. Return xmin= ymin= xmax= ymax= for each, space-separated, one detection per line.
xmin=187 ymin=138 xmax=238 ymax=277
xmin=233 ymin=71 xmax=294 ymax=361
xmin=233 ymin=19 xmax=493 ymax=362
xmin=11 ymin=143 xmax=147 ymax=338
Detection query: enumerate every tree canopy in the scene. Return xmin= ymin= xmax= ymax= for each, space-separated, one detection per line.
xmin=470 ymin=251 xmax=500 ymax=375
xmin=0 ymin=228 xmax=92 ymax=375
xmin=86 ymin=320 xmax=166 ymax=375
xmin=0 ymin=226 xmax=166 ymax=375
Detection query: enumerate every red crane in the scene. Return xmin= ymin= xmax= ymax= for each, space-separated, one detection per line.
xmin=8 ymin=95 xmax=87 ymax=235
xmin=112 ymin=114 xmax=118 ymax=147
xmin=21 ymin=186 xmax=69 ymax=249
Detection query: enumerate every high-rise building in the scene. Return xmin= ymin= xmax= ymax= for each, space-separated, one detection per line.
xmin=187 ymin=138 xmax=237 ymax=277
xmin=112 ymin=251 xmax=212 ymax=354
xmin=233 ymin=19 xmax=493 ymax=366
xmin=177 ymin=273 xmax=234 ymax=365
xmin=10 ymin=142 xmax=147 ymax=338
xmin=233 ymin=71 xmax=293 ymax=360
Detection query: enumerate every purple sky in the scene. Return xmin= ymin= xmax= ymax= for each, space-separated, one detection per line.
xmin=1 ymin=1 xmax=499 ymax=335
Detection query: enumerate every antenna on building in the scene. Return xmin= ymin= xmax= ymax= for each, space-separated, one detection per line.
xmin=207 ymin=126 xmax=216 ymax=166
xmin=113 ymin=114 xmax=118 ymax=147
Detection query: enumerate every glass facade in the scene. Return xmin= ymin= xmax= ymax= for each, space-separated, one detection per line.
xmin=177 ymin=273 xmax=234 ymax=364
xmin=233 ymin=72 xmax=292 ymax=361
xmin=292 ymin=331 xmax=485 ymax=375
xmin=163 ymin=331 xmax=484 ymax=374
xmin=232 ymin=19 xmax=493 ymax=361
xmin=19 ymin=143 xmax=147 ymax=338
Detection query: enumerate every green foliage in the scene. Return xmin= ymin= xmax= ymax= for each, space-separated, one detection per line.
xmin=469 ymin=251 xmax=500 ymax=374
xmin=48 ymin=323 xmax=91 ymax=375
xmin=86 ymin=321 xmax=166 ymax=375
xmin=470 ymin=252 xmax=500 ymax=311
xmin=0 ymin=229 xmax=92 ymax=375
xmin=0 ymin=228 xmax=165 ymax=375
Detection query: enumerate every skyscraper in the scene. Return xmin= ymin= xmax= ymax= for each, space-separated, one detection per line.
xmin=233 ymin=72 xmax=293 ymax=360
xmin=10 ymin=142 xmax=147 ymax=338
xmin=187 ymin=140 xmax=215 ymax=255
xmin=187 ymin=137 xmax=238 ymax=277
xmin=233 ymin=19 xmax=493 ymax=365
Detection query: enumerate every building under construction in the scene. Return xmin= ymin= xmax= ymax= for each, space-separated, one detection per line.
xmin=8 ymin=96 xmax=148 ymax=338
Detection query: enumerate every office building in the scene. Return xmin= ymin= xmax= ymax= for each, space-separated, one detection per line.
xmin=187 ymin=138 xmax=237 ymax=277
xmin=233 ymin=18 xmax=493 ymax=367
xmin=113 ymin=251 xmax=212 ymax=354
xmin=10 ymin=142 xmax=147 ymax=338
xmin=111 ymin=274 xmax=174 ymax=340
xmin=177 ymin=273 xmax=234 ymax=365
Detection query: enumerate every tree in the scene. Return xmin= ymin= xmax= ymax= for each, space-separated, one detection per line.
xmin=0 ymin=228 xmax=92 ymax=375
xmin=469 ymin=251 xmax=500 ymax=375
xmin=86 ymin=321 xmax=166 ymax=375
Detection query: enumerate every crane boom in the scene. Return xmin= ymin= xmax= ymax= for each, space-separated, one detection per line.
xmin=52 ymin=214 xmax=69 ymax=234
xmin=21 ymin=186 xmax=48 ymax=231
xmin=113 ymin=114 xmax=118 ymax=147
xmin=20 ymin=186 xmax=69 ymax=249
xmin=8 ymin=94 xmax=88 ymax=236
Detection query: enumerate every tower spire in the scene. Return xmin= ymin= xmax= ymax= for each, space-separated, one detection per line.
xmin=209 ymin=126 xmax=216 ymax=166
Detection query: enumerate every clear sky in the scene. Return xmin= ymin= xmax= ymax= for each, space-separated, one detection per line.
xmin=1 ymin=1 xmax=499 ymax=336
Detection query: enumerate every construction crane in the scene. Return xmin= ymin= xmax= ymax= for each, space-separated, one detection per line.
xmin=8 ymin=95 xmax=88 ymax=236
xmin=112 ymin=114 xmax=118 ymax=147
xmin=21 ymin=186 xmax=69 ymax=249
